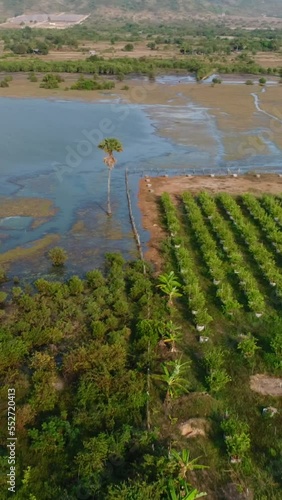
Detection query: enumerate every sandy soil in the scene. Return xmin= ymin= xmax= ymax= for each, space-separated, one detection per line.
xmin=138 ymin=174 xmax=282 ymax=270
xmin=250 ymin=374 xmax=282 ymax=396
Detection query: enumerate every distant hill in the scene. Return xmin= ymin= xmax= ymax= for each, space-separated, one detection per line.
xmin=0 ymin=0 xmax=281 ymax=20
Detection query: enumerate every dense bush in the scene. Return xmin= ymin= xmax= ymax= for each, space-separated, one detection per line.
xmin=48 ymin=246 xmax=68 ymax=266
xmin=71 ymin=76 xmax=115 ymax=90
xmin=40 ymin=73 xmax=64 ymax=89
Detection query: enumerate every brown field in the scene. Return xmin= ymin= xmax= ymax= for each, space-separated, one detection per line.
xmin=139 ymin=174 xmax=282 ymax=271
xmin=254 ymin=51 xmax=282 ymax=69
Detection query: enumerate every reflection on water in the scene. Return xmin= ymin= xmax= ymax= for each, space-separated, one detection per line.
xmin=0 ymin=96 xmax=282 ymax=278
xmin=0 ymin=216 xmax=33 ymax=230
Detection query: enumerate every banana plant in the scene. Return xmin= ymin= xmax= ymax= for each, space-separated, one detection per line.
xmin=157 ymin=271 xmax=182 ymax=307
xmin=155 ymin=359 xmax=190 ymax=403
xmin=168 ymin=480 xmax=207 ymax=500
xmin=169 ymin=449 xmax=209 ymax=479
xmin=160 ymin=321 xmax=183 ymax=352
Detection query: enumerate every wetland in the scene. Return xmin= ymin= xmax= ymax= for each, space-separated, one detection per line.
xmin=1 ymin=78 xmax=282 ymax=278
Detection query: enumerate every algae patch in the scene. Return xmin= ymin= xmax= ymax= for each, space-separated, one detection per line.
xmin=0 ymin=197 xmax=57 ymax=218
xmin=0 ymin=234 xmax=60 ymax=266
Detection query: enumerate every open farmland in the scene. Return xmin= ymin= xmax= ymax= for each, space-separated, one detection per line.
xmin=138 ymin=178 xmax=282 ymax=497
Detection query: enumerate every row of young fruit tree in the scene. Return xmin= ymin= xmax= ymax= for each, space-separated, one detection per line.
xmin=160 ymin=191 xmax=282 ymax=324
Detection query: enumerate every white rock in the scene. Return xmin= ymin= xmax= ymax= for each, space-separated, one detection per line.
xmin=196 ymin=325 xmax=205 ymax=332
xmin=199 ymin=336 xmax=209 ymax=343
xmin=262 ymin=406 xmax=278 ymax=417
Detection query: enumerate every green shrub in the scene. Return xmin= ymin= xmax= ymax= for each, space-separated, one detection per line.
xmin=259 ymin=77 xmax=267 ymax=85
xmin=245 ymin=79 xmax=254 ymax=85
xmin=0 ymin=291 xmax=7 ymax=304
xmin=28 ymin=73 xmax=38 ymax=82
xmin=123 ymin=43 xmax=134 ymax=52
xmin=48 ymin=247 xmax=68 ymax=266
xmin=0 ymin=267 xmax=7 ymax=283
xmin=68 ymin=276 xmax=84 ymax=295
xmin=71 ymin=77 xmax=115 ymax=91
xmin=0 ymin=79 xmax=9 ymax=87
xmin=40 ymin=73 xmax=64 ymax=89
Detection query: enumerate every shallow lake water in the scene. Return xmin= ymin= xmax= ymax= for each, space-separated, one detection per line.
xmin=0 ymin=95 xmax=282 ymax=278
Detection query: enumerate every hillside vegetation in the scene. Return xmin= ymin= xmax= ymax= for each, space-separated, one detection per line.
xmin=0 ymin=0 xmax=281 ymax=19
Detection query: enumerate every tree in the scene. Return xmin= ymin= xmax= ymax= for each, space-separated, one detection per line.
xmin=98 ymin=138 xmax=123 ymax=216
xmin=157 ymin=271 xmax=182 ymax=307
xmin=259 ymin=76 xmax=267 ymax=85
xmin=48 ymin=247 xmax=68 ymax=266
xmin=238 ymin=333 xmax=260 ymax=364
xmin=123 ymin=43 xmax=134 ymax=52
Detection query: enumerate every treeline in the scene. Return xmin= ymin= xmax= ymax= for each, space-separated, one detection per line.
xmin=0 ymin=55 xmax=279 ymax=79
xmin=0 ymin=255 xmax=206 ymax=499
xmin=1 ymin=26 xmax=79 ymax=54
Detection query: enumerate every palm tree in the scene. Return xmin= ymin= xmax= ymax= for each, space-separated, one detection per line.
xmin=98 ymin=138 xmax=123 ymax=216
xmin=157 ymin=271 xmax=182 ymax=307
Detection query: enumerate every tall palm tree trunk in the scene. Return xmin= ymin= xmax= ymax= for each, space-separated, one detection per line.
xmin=107 ymin=168 xmax=112 ymax=216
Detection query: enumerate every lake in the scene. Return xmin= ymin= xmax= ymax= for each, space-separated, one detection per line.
xmin=0 ymin=95 xmax=281 ymax=278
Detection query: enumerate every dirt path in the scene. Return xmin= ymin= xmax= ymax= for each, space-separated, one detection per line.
xmin=138 ymin=173 xmax=282 ymax=271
